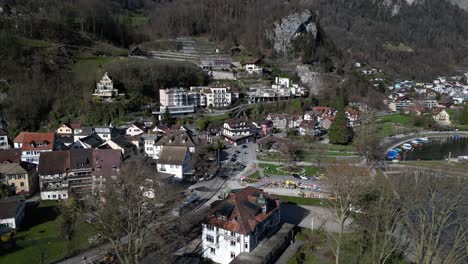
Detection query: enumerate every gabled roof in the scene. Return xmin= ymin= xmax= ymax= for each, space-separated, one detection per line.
xmin=14 ymin=132 xmax=55 ymax=151
xmin=70 ymin=149 xmax=93 ymax=170
xmin=93 ymin=149 xmax=123 ymax=178
xmin=38 ymin=151 xmax=70 ymax=175
xmin=155 ymin=130 xmax=197 ymax=148
xmin=0 ymin=129 xmax=7 ymax=136
xmin=0 ymin=162 xmax=34 ymax=175
xmin=79 ymin=134 xmax=105 ymax=148
xmin=0 ymin=196 xmax=25 ymax=219
xmin=206 ymin=187 xmax=280 ymax=235
xmin=103 ymin=136 xmax=136 ymax=150
xmin=0 ymin=149 xmax=21 ymax=163
xmin=300 ymin=120 xmax=317 ymax=129
xmin=158 ymin=146 xmax=189 ymax=165
xmin=74 ymin=126 xmax=93 ymax=136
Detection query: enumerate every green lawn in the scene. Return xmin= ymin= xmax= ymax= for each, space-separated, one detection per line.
xmin=381 ymin=114 xmax=411 ymax=125
xmin=383 ymin=122 xmax=394 ymax=137
xmin=0 ymin=201 xmax=97 ymax=264
xmin=248 ymin=171 xmax=261 ymax=179
xmin=72 ymin=56 xmax=115 ymax=84
xmin=275 ymin=195 xmax=326 ymax=207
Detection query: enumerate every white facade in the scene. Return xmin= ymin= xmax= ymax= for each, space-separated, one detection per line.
xmin=205 ymin=87 xmax=232 ymax=108
xmin=94 ymin=72 xmax=119 ymax=98
xmin=433 ymin=110 xmax=451 ymax=126
xmin=40 ymin=189 xmax=68 ymax=200
xmin=244 ymin=63 xmax=262 ymax=74
xmin=94 ymin=127 xmax=112 ymax=141
xmin=56 ymin=124 xmax=73 ymax=135
xmin=156 ymin=163 xmax=184 ymax=179
xmin=223 ymin=122 xmax=252 ymax=138
xmin=0 ymin=134 xmax=9 ymax=150
xmin=21 ymin=149 xmax=52 ymax=164
xmin=202 ymin=225 xmax=253 ymax=264
xmin=40 ymin=173 xmax=69 ymax=200
xmin=125 ymin=124 xmax=144 ymax=137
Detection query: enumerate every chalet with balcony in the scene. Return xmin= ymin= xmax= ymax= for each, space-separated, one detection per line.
xmin=202 ymin=187 xmax=281 ymax=264
xmin=223 ymin=119 xmax=255 ymax=146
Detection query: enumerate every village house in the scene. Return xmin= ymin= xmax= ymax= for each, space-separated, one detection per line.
xmin=92 ymin=149 xmax=123 ymax=191
xmin=73 ymin=126 xmax=93 ymax=142
xmin=299 ymin=120 xmax=319 ymax=136
xmin=242 ymin=58 xmax=262 ymax=74
xmin=94 ymin=127 xmax=117 ymax=141
xmin=320 ymin=116 xmax=334 ymax=130
xmin=0 ymin=129 xmax=9 ymax=150
xmin=0 ymin=162 xmax=37 ymax=196
xmin=0 ymin=149 xmax=21 ymax=163
xmin=125 ymin=123 xmax=146 ymax=137
xmin=252 ymin=120 xmax=274 ymax=136
xmin=99 ymin=136 xmax=138 ymax=155
xmin=38 ymin=150 xmax=70 ymax=200
xmin=13 ymin=132 xmax=55 ymax=164
xmin=200 ymin=57 xmax=232 ymax=71
xmin=223 ymin=119 xmax=255 ymax=146
xmin=70 ymin=134 xmax=105 ymax=149
xmin=94 ymin=72 xmax=120 ymax=100
xmin=56 ymin=122 xmax=81 ymax=136
xmin=0 ymin=196 xmax=26 ymax=234
xmin=201 ymin=187 xmax=281 ymax=264
xmin=156 ymin=146 xmax=192 ymax=180
xmin=144 ymin=130 xmax=198 ymax=160
xmin=266 ymin=114 xmax=303 ymax=130
xmin=433 ymin=109 xmax=451 ymax=126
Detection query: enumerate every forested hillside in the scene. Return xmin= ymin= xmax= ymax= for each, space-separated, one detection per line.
xmin=0 ymin=0 xmax=467 ymax=133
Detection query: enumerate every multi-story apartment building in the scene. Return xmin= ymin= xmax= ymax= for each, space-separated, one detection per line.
xmin=13 ymin=132 xmax=55 ymax=164
xmin=222 ymin=119 xmax=255 ymax=145
xmin=156 ymin=88 xmax=197 ymax=117
xmin=202 ymin=187 xmax=281 ymax=264
xmin=38 ymin=151 xmax=70 ymax=200
xmin=246 ymin=77 xmax=307 ymax=104
xmin=68 ymin=149 xmax=94 ymax=195
xmin=204 ymin=87 xmax=233 ymax=108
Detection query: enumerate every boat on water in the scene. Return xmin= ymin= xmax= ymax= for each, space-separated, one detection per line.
xmin=394 ymin=147 xmax=403 ymax=152
xmin=401 ymin=144 xmax=412 ymax=150
xmin=386 ymin=150 xmax=399 ymax=160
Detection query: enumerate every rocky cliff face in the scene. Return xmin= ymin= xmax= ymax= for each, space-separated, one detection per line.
xmin=296 ymin=65 xmax=340 ymax=95
xmin=267 ymin=10 xmax=317 ymax=54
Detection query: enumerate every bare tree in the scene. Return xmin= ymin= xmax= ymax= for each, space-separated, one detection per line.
xmin=324 ymin=162 xmax=370 ymax=264
xmin=395 ymin=170 xmax=468 ymax=264
xmin=89 ymin=162 xmax=183 ymax=264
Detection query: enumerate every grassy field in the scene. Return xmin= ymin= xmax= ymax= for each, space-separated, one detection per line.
xmin=381 ymin=114 xmax=411 ymax=125
xmin=0 ymin=201 xmax=97 ymax=264
xmin=275 ymin=195 xmax=326 ymax=207
xmin=72 ymin=56 xmax=116 ymax=84
xmin=259 ymin=163 xmax=319 ymax=176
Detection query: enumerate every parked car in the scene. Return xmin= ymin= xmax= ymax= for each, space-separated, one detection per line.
xmin=242 ymin=145 xmax=248 ymax=148
xmin=299 ymin=175 xmax=309 ymax=180
xmin=291 ymin=173 xmax=301 ymax=179
xmin=230 ymin=157 xmax=236 ymax=162
xmin=235 ymin=150 xmax=241 ymax=154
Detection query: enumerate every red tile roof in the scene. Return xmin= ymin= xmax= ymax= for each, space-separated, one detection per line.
xmin=206 ymin=187 xmax=280 ymax=235
xmin=14 ymin=132 xmax=55 ymax=151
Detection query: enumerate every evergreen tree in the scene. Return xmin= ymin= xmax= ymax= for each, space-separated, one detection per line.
xmin=163 ymin=106 xmax=174 ymax=126
xmin=329 ymin=99 xmax=351 ymax=145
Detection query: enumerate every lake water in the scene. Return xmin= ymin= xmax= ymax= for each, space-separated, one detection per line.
xmin=404 ymin=137 xmax=468 ymax=160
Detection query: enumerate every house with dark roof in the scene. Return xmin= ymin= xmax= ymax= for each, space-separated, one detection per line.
xmin=0 ymin=196 xmax=25 ymax=233
xmin=202 ymin=187 xmax=281 ymax=264
xmin=13 ymin=132 xmax=55 ymax=164
xmin=0 ymin=149 xmax=21 ymax=163
xmin=146 ymin=130 xmax=198 ymax=159
xmin=156 ymin=146 xmax=192 ymax=180
xmin=73 ymin=126 xmax=93 ymax=142
xmin=242 ymin=58 xmax=262 ymax=74
xmin=92 ymin=149 xmax=123 ymax=189
xmin=299 ymin=120 xmax=319 ymax=136
xmin=38 ymin=151 xmax=70 ymax=200
xmin=0 ymin=162 xmax=37 ymax=196
xmin=70 ymin=134 xmax=105 ymax=149
xmin=68 ymin=149 xmax=94 ymax=195
xmin=98 ymin=136 xmax=138 ymax=155
xmin=0 ymin=129 xmax=9 ymax=150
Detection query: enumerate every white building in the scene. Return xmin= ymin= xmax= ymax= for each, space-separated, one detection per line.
xmin=13 ymin=132 xmax=55 ymax=164
xmin=433 ymin=110 xmax=451 ymax=126
xmin=94 ymin=127 xmax=115 ymax=141
xmin=203 ymin=87 xmax=233 ymax=108
xmin=242 ymin=58 xmax=262 ymax=74
xmin=0 ymin=129 xmax=9 ymax=150
xmin=0 ymin=196 xmax=26 ymax=233
xmin=247 ymin=77 xmax=307 ymax=104
xmin=156 ymin=146 xmax=192 ymax=180
xmin=202 ymin=187 xmax=281 ymax=264
xmin=143 ymin=130 xmax=197 ymax=160
xmin=94 ymin=72 xmax=120 ymax=99
xmin=222 ymin=119 xmax=255 ymax=145
xmin=125 ymin=123 xmax=146 ymax=137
